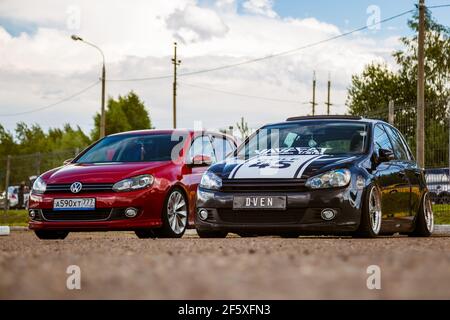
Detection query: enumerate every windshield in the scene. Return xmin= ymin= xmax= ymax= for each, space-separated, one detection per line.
xmin=236 ymin=121 xmax=369 ymax=158
xmin=76 ymin=134 xmax=186 ymax=163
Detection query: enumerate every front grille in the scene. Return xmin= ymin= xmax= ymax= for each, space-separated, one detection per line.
xmin=218 ymin=208 xmax=304 ymax=224
xmin=221 ymin=179 xmax=307 ymax=193
xmin=41 ymin=209 xmax=112 ymax=221
xmin=45 ymin=183 xmax=114 ymax=193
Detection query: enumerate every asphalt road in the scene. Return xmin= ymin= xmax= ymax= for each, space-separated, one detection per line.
xmin=1 ymin=231 xmax=449 ymax=299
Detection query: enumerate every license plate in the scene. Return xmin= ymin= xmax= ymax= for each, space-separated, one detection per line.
xmin=233 ymin=196 xmax=286 ymax=210
xmin=53 ymin=198 xmax=96 ymax=211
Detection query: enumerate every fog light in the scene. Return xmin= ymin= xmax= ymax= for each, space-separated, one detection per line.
xmin=125 ymin=207 xmax=138 ymax=218
xmin=29 ymin=210 xmax=36 ymax=219
xmin=321 ymin=209 xmax=336 ymax=221
xmin=198 ymin=209 xmax=208 ymax=221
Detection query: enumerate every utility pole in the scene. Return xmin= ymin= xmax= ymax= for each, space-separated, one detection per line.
xmin=3 ymin=155 xmax=11 ymax=214
xmin=172 ymin=42 xmax=181 ymax=129
xmin=325 ymin=73 xmax=332 ymax=115
xmin=310 ymin=71 xmax=318 ymax=116
xmin=71 ymin=35 xmax=106 ymax=139
xmin=417 ymin=0 xmax=426 ymax=167
xmin=100 ymin=62 xmax=106 ymax=138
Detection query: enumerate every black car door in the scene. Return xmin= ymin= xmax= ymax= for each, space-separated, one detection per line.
xmin=372 ymin=124 xmax=410 ymax=232
xmin=384 ymin=125 xmax=420 ymax=227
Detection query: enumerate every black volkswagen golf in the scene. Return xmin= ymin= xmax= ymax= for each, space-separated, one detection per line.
xmin=195 ymin=116 xmax=434 ymax=238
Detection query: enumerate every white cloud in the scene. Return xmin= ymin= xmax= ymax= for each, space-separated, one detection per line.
xmin=166 ymin=4 xmax=229 ymax=44
xmin=242 ymin=0 xmax=278 ymax=18
xmin=0 ymin=0 xmax=399 ymax=134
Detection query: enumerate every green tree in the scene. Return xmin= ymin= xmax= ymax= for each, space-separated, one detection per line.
xmin=91 ymin=91 xmax=151 ymax=140
xmin=347 ymin=7 xmax=450 ymax=115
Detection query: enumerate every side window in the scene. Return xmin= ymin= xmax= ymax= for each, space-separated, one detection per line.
xmin=189 ymin=136 xmax=217 ymax=163
xmin=212 ymin=136 xmax=226 ymax=161
xmin=225 ymin=139 xmax=235 ymax=157
xmin=384 ymin=125 xmax=409 ymax=160
xmin=373 ymin=124 xmax=393 ymax=154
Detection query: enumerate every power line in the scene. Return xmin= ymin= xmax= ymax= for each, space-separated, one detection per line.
xmin=428 ymin=4 xmax=450 ymax=9
xmin=181 ymin=82 xmax=310 ymax=104
xmin=107 ymin=8 xmax=416 ymax=82
xmin=0 ymin=80 xmax=100 ymax=117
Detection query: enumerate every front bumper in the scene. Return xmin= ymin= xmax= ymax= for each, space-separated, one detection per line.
xmin=28 ymin=188 xmax=164 ymax=231
xmin=195 ymin=186 xmax=363 ymax=234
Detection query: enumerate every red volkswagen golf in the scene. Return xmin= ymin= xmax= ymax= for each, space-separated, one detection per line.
xmin=28 ymin=129 xmax=236 ymax=239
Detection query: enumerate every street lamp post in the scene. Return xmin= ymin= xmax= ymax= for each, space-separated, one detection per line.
xmin=71 ymin=35 xmax=106 ymax=139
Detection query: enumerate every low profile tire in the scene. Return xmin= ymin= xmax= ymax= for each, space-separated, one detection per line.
xmin=354 ymin=184 xmax=382 ymax=238
xmin=237 ymin=232 xmax=258 ymax=238
xmin=409 ymin=192 xmax=434 ymax=237
xmin=135 ymin=229 xmax=156 ymax=239
xmin=196 ymin=229 xmax=228 ymax=238
xmin=280 ymin=233 xmax=301 ymax=238
xmin=34 ymin=230 xmax=69 ymax=240
xmin=154 ymin=188 xmax=188 ymax=238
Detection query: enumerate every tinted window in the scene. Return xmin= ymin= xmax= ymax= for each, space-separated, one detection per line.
xmin=384 ymin=125 xmax=411 ymax=160
xmin=189 ymin=136 xmax=217 ymax=163
xmin=76 ymin=134 xmax=186 ymax=163
xmin=373 ymin=125 xmax=393 ymax=154
xmin=237 ymin=121 xmax=369 ymax=158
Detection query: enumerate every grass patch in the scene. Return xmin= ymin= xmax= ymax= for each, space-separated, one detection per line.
xmin=0 ymin=210 xmax=28 ymax=226
xmin=432 ymin=204 xmax=450 ymax=225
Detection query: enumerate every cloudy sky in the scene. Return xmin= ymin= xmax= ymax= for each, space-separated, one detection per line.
xmin=0 ymin=0 xmax=449 ymax=134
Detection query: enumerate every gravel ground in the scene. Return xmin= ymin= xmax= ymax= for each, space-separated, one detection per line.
xmin=0 ymin=231 xmax=449 ymax=299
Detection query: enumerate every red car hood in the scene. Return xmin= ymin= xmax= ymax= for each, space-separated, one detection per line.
xmin=43 ymin=162 xmax=171 ymax=184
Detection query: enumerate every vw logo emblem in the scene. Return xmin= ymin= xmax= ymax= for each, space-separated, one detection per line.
xmin=70 ymin=182 xmax=83 ymax=193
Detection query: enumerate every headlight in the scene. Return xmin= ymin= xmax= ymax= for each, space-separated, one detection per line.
xmin=112 ymin=174 xmax=154 ymax=192
xmin=32 ymin=177 xmax=47 ymax=193
xmin=200 ymin=171 xmax=222 ymax=190
xmin=305 ymin=169 xmax=351 ymax=189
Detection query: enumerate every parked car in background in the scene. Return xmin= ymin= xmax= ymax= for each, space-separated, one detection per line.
xmin=28 ymin=129 xmax=236 ymax=240
xmin=425 ymin=168 xmax=450 ymax=204
xmin=1 ymin=186 xmax=30 ymax=209
xmin=196 ymin=116 xmax=434 ymax=238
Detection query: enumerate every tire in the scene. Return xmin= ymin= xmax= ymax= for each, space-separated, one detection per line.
xmin=34 ymin=230 xmax=69 ymax=240
xmin=237 ymin=232 xmax=258 ymax=238
xmin=280 ymin=233 xmax=301 ymax=238
xmin=409 ymin=192 xmax=434 ymax=237
xmin=154 ymin=188 xmax=188 ymax=238
xmin=196 ymin=229 xmax=228 ymax=238
xmin=135 ymin=229 xmax=156 ymax=239
xmin=354 ymin=184 xmax=382 ymax=238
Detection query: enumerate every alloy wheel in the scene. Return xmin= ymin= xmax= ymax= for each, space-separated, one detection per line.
xmin=423 ymin=193 xmax=434 ymax=233
xmin=167 ymin=191 xmax=187 ymax=235
xmin=368 ymin=187 xmax=382 ymax=235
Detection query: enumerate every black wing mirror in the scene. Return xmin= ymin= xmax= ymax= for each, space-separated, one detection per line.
xmin=378 ymin=148 xmax=395 ymax=163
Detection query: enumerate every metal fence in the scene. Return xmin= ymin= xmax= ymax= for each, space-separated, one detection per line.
xmin=0 ymin=149 xmax=82 ymax=205
xmin=359 ymin=100 xmax=450 ymax=216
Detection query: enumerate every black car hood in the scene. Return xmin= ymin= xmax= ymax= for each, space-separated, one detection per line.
xmin=210 ymin=151 xmax=365 ymax=180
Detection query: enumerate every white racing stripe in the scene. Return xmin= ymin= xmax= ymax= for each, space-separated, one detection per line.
xmin=231 ymin=154 xmax=321 ymax=179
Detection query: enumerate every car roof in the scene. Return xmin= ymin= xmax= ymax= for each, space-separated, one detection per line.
xmin=264 ymin=115 xmax=385 ymax=127
xmin=107 ymin=129 xmax=235 ymax=141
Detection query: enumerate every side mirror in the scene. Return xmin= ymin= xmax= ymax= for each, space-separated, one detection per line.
xmin=188 ymin=154 xmax=212 ymax=167
xmin=63 ymin=158 xmax=74 ymax=165
xmin=377 ymin=148 xmax=395 ymax=163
